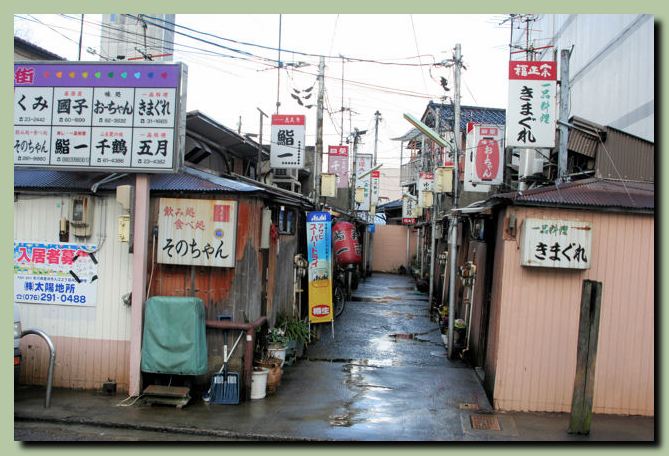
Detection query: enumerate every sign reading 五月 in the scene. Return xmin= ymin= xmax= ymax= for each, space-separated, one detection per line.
xmin=327 ymin=145 xmax=349 ymax=188
xmin=13 ymin=62 xmax=187 ymax=172
xmin=157 ymin=198 xmax=237 ymax=268
xmin=520 ymin=218 xmax=592 ymax=269
xmin=270 ymin=114 xmax=305 ymax=169
xmin=14 ymin=241 xmax=98 ymax=307
xmin=306 ymin=211 xmax=333 ymax=323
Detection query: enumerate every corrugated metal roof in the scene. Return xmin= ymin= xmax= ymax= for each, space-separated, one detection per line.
xmin=187 ymin=111 xmax=265 ymax=159
xmin=424 ymin=102 xmax=506 ymax=131
xmin=377 ymin=199 xmax=403 ymax=211
xmin=493 ymin=178 xmax=654 ymax=212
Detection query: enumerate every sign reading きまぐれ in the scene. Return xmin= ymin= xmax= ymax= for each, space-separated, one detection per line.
xmin=505 ymin=61 xmax=557 ymax=149
xmin=270 ymin=114 xmax=305 ymax=169
xmin=306 ymin=212 xmax=333 ymax=323
xmin=14 ymin=241 xmax=98 ymax=306
xmin=158 ymin=198 xmax=237 ymax=268
xmin=520 ymin=218 xmax=592 ymax=269
xmin=13 ymin=62 xmax=186 ymax=173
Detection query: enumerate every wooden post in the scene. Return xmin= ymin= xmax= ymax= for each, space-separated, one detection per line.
xmin=568 ymin=280 xmax=603 ymax=434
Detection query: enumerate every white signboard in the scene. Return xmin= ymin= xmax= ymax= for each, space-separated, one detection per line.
xmin=370 ymin=170 xmax=380 ymax=206
xmin=465 ymin=123 xmax=504 ymax=192
xmin=402 ymin=196 xmax=418 ymax=224
xmin=520 ymin=218 xmax=592 ymax=269
xmin=13 ymin=62 xmax=186 ymax=172
xmin=506 ymin=61 xmax=557 ymax=148
xmin=270 ymin=114 xmax=305 ymax=168
xmin=418 ymin=171 xmax=434 ymax=208
xmin=158 ymin=198 xmax=238 ymax=268
xmin=14 ymin=241 xmax=98 ymax=306
xmin=354 ymin=153 xmax=373 ymax=211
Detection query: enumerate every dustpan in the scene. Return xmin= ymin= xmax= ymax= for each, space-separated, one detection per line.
xmin=208 ymin=331 xmax=244 ymax=405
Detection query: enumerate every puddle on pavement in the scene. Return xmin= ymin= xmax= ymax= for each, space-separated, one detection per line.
xmin=383 ymin=311 xmax=416 ymax=320
xmin=388 ymin=333 xmax=431 ymax=343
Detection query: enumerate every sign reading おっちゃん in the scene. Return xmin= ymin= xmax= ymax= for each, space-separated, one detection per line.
xmin=14 ymin=62 xmax=187 ymax=173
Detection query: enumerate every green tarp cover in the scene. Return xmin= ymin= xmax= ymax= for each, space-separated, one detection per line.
xmin=141 ymin=296 xmax=208 ymax=376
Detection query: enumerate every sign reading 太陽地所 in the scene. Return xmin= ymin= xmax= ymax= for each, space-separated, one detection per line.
xmin=306 ymin=211 xmax=333 ymax=323
xmin=520 ymin=218 xmax=592 ymax=269
xmin=14 ymin=241 xmax=98 ymax=306
xmin=505 ymin=61 xmax=557 ymax=148
xmin=270 ymin=114 xmax=305 ymax=169
xmin=158 ymin=198 xmax=237 ymax=268
xmin=13 ymin=62 xmax=187 ymax=173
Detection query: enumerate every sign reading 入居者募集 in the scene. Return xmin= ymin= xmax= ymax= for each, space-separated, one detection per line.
xmin=13 ymin=62 xmax=187 ymax=173
xmin=505 ymin=61 xmax=557 ymax=148
xmin=306 ymin=211 xmax=333 ymax=323
xmin=157 ymin=198 xmax=237 ymax=268
xmin=520 ymin=218 xmax=592 ymax=269
xmin=270 ymin=114 xmax=305 ymax=169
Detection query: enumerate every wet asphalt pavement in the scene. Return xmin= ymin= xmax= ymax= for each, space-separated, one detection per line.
xmin=14 ymin=273 xmax=654 ymax=442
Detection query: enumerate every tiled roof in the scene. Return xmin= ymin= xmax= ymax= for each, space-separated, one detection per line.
xmin=493 ymin=178 xmax=654 ymax=212
xmin=425 ymin=101 xmax=506 ymax=131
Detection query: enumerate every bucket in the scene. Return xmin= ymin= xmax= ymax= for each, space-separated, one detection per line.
xmin=267 ymin=347 xmax=286 ymax=367
xmin=251 ymin=367 xmax=269 ymax=399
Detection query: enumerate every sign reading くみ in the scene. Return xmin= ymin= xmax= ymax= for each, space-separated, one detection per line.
xmin=158 ymin=198 xmax=237 ymax=268
xmin=520 ymin=218 xmax=592 ymax=269
xmin=306 ymin=211 xmax=333 ymax=323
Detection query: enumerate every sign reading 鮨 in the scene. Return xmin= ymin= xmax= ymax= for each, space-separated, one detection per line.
xmin=520 ymin=218 xmax=592 ymax=269
xmin=270 ymin=114 xmax=305 ymax=168
xmin=464 ymin=123 xmax=504 ymax=192
xmin=13 ymin=62 xmax=187 ymax=172
xmin=327 ymin=145 xmax=349 ymax=188
xmin=306 ymin=211 xmax=333 ymax=323
xmin=158 ymin=198 xmax=237 ymax=268
xmin=506 ymin=61 xmax=557 ymax=148
xmin=14 ymin=241 xmax=98 ymax=307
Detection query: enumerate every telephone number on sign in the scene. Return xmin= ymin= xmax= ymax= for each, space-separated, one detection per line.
xmin=15 ymin=292 xmax=87 ymax=304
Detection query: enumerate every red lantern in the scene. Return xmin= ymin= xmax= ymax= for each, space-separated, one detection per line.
xmin=333 ymin=221 xmax=362 ymax=265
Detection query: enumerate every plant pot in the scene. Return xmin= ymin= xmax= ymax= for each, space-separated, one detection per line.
xmin=255 ymin=357 xmax=283 ymax=394
xmin=267 ymin=346 xmax=287 ymax=367
xmin=250 ymin=367 xmax=269 ymax=399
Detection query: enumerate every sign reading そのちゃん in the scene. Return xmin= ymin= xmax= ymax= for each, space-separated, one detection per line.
xmin=14 ymin=62 xmax=187 ymax=173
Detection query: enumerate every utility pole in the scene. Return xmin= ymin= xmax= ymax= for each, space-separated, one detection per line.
xmin=558 ymin=48 xmax=571 ymax=182
xmin=77 ymin=14 xmax=84 ymax=60
xmin=373 ymin=110 xmax=381 ymax=166
xmin=340 ymin=56 xmax=345 ymax=145
xmin=428 ymin=104 xmax=440 ymax=306
xmin=256 ymin=108 xmax=268 ymax=182
xmin=314 ymin=56 xmax=325 ymax=204
xmin=349 ymin=128 xmax=366 ymax=212
xmin=447 ymin=43 xmax=462 ymax=359
xmin=276 ymin=14 xmax=282 ymax=114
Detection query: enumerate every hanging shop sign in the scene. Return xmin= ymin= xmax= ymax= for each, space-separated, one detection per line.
xmin=418 ymin=171 xmax=434 ymax=208
xmin=520 ymin=218 xmax=592 ymax=269
xmin=306 ymin=211 xmax=333 ymax=323
xmin=270 ymin=114 xmax=305 ymax=169
xmin=402 ymin=195 xmax=418 ymax=225
xmin=14 ymin=241 xmax=98 ymax=307
xmin=370 ymin=170 xmax=381 ymax=207
xmin=505 ymin=60 xmax=557 ymax=149
xmin=157 ymin=198 xmax=237 ymax=268
xmin=13 ymin=62 xmax=187 ymax=173
xmin=327 ymin=145 xmax=349 ymax=188
xmin=464 ymin=123 xmax=504 ymax=192
xmin=354 ymin=153 xmax=373 ymax=211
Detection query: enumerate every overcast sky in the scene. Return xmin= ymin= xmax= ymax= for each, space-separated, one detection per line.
xmin=14 ymin=13 xmax=512 ymax=168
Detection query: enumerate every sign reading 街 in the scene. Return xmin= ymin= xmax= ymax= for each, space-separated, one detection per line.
xmin=520 ymin=218 xmax=592 ymax=269
xmin=270 ymin=114 xmax=305 ymax=169
xmin=354 ymin=154 xmax=373 ymax=211
xmin=465 ymin=123 xmax=504 ymax=192
xmin=327 ymin=145 xmax=349 ymax=188
xmin=306 ymin=211 xmax=333 ymax=323
xmin=14 ymin=241 xmax=98 ymax=306
xmin=13 ymin=62 xmax=187 ymax=173
xmin=158 ymin=198 xmax=237 ymax=268
xmin=506 ymin=61 xmax=557 ymax=148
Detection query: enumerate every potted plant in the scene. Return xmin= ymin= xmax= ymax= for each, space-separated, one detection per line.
xmin=254 ymin=356 xmax=283 ymax=394
xmin=267 ymin=326 xmax=289 ymax=366
xmin=282 ymin=318 xmax=310 ymax=360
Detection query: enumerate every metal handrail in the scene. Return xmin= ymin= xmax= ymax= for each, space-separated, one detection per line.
xmin=21 ymin=329 xmax=56 ymax=408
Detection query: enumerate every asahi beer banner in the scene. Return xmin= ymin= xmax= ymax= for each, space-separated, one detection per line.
xmin=520 ymin=218 xmax=592 ymax=269
xmin=306 ymin=212 xmax=333 ymax=324
xmin=465 ymin=124 xmax=504 ymax=192
xmin=13 ymin=62 xmax=186 ymax=172
xmin=158 ymin=198 xmax=237 ymax=268
xmin=506 ymin=61 xmax=557 ymax=148
xmin=327 ymin=145 xmax=349 ymax=188
xmin=354 ymin=153 xmax=373 ymax=211
xmin=270 ymin=114 xmax=305 ymax=169
xmin=14 ymin=241 xmax=98 ymax=306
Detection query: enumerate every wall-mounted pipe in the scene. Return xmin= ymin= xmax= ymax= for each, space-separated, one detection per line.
xmin=21 ymin=329 xmax=56 ymax=408
xmin=206 ymin=316 xmax=268 ymax=400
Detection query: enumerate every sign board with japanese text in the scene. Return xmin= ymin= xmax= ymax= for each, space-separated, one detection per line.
xmin=418 ymin=171 xmax=434 ymax=208
xmin=270 ymin=114 xmax=305 ymax=169
xmin=158 ymin=198 xmax=237 ymax=268
xmin=306 ymin=212 xmax=333 ymax=323
xmin=402 ymin=196 xmax=418 ymax=225
xmin=14 ymin=241 xmax=98 ymax=307
xmin=520 ymin=218 xmax=592 ymax=269
xmin=506 ymin=61 xmax=557 ymax=148
xmin=327 ymin=145 xmax=349 ymax=188
xmin=465 ymin=123 xmax=504 ymax=192
xmin=14 ymin=62 xmax=187 ymax=173
xmin=354 ymin=153 xmax=373 ymax=211
xmin=370 ymin=170 xmax=381 ymax=206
